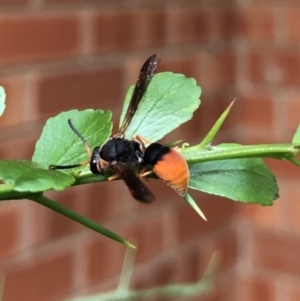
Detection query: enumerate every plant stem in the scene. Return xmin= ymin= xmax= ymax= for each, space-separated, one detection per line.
xmin=29 ymin=193 xmax=135 ymax=248
xmin=69 ymin=143 xmax=300 ymax=187
xmin=0 ymin=184 xmax=29 ymax=201
xmin=182 ymin=143 xmax=300 ymax=163
xmin=69 ymin=253 xmax=219 ymax=301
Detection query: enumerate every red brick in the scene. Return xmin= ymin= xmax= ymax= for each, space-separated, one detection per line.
xmin=115 ymin=209 xmax=165 ymax=263
xmin=234 ymin=92 xmax=274 ymax=129
xmin=0 ymin=134 xmax=37 ymax=160
xmin=236 ymin=201 xmax=282 ymax=229
xmin=207 ymin=0 xmax=237 ymax=5
xmin=236 ymin=275 xmax=276 ymax=301
xmin=200 ymin=51 xmax=236 ymax=90
xmin=237 ymin=191 xmax=283 ymax=228
xmin=278 ymin=179 xmax=300 ymax=233
xmin=248 ymin=50 xmax=300 ymax=87
xmin=3 ymin=251 xmax=74 ymax=301
xmin=199 ymin=270 xmax=237 ymax=301
xmin=0 ymin=13 xmax=80 ymax=66
xmin=85 ymin=236 xmax=125 ymax=285
xmin=176 ymin=193 xmax=236 ymax=242
xmin=251 ymin=0 xmax=298 ymax=5
xmin=287 ymin=8 xmax=300 ymax=41
xmin=0 ymin=76 xmax=28 ymax=129
xmin=199 ymin=226 xmax=237 ymax=274
xmin=288 ymin=279 xmax=300 ymax=301
xmin=253 ymin=229 xmax=300 ymax=276
xmin=37 ymin=67 xmax=123 ymax=118
xmin=84 ymin=180 xmax=129 ymax=223
xmin=264 ymin=158 xmax=300 ymax=180
xmin=0 ymin=203 xmax=21 ymax=259
xmin=238 ymin=7 xmax=275 ymax=40
xmin=185 ymin=91 xmax=236 ymax=141
xmin=160 ymin=89 xmax=236 ymax=147
xmin=172 ymin=247 xmax=201 ymax=283
xmin=212 ymin=9 xmax=238 ymax=41
xmin=236 ymin=132 xmax=281 ymax=145
xmin=93 ymin=9 xmax=167 ymax=53
xmin=132 ymin=254 xmax=175 ymax=290
xmin=46 ymin=190 xmax=84 ymax=239
xmin=168 ymin=8 xmax=211 ymax=44
xmin=31 ymin=188 xmax=86 ymax=246
xmin=0 ymin=0 xmax=27 ymax=4
xmin=132 ymin=246 xmax=200 ymax=290
xmin=287 ymin=96 xmax=300 ymax=133
xmin=158 ymin=54 xmax=202 ymax=80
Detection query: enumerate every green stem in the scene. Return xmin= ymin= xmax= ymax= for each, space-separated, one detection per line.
xmin=182 ymin=143 xmax=300 ymax=164
xmin=69 ymin=253 xmax=219 ymax=301
xmin=0 ymin=184 xmax=30 ymax=201
xmin=29 ymin=193 xmax=135 ymax=248
xmin=69 ymin=265 xmax=214 ymax=301
xmin=73 ymin=172 xmax=108 ymax=186
xmin=286 ymin=155 xmax=300 ymax=167
xmin=117 ymin=248 xmax=136 ymax=291
xmin=67 ymin=143 xmax=300 ymax=188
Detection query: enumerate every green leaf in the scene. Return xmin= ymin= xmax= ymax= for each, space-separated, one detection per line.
xmin=292 ymin=124 xmax=300 ymax=143
xmin=0 ymin=160 xmax=75 ymax=192
xmin=0 ymin=86 xmax=6 ymax=117
xmin=33 ymin=109 xmax=112 ymax=168
xmin=119 ymin=72 xmax=201 ymax=142
xmin=188 ymin=146 xmax=279 ymax=205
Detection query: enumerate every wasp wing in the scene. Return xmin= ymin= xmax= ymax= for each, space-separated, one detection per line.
xmin=113 ymin=163 xmax=155 ymax=203
xmin=118 ymin=54 xmax=160 ymax=135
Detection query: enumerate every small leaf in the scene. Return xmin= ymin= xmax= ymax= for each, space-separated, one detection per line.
xmin=119 ymin=72 xmax=201 ymax=142
xmin=0 ymin=160 xmax=75 ymax=192
xmin=292 ymin=124 xmax=300 ymax=143
xmin=188 ymin=151 xmax=279 ymax=206
xmin=0 ymin=86 xmax=6 ymax=117
xmin=33 ymin=109 xmax=112 ymax=168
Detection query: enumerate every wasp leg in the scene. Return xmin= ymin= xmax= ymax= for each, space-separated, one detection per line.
xmin=49 ymin=160 xmax=90 ymax=170
xmin=181 ymin=142 xmax=190 ymax=149
xmin=134 ymin=135 xmax=152 ymax=151
xmin=108 ymin=172 xmax=121 ymax=181
xmin=140 ymin=168 xmax=154 ymax=178
xmin=172 ymin=142 xmax=190 ymax=151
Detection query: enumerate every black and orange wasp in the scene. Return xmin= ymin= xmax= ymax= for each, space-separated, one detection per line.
xmin=50 ymin=55 xmax=159 ymax=202
xmin=50 ymin=54 xmax=190 ymax=202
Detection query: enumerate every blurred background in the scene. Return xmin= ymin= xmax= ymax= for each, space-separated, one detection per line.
xmin=0 ymin=0 xmax=300 ymax=300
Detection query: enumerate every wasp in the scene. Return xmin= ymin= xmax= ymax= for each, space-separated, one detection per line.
xmin=50 ymin=54 xmax=189 ymax=202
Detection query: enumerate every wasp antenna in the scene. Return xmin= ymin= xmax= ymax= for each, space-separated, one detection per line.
xmin=68 ymin=119 xmax=92 ymax=157
xmin=49 ymin=161 xmax=89 ymax=170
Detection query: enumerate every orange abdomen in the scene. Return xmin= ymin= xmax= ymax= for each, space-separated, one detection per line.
xmin=153 ymin=149 xmax=189 ymax=196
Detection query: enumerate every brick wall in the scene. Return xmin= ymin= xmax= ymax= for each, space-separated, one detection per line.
xmin=0 ymin=1 xmax=298 ymax=301
xmin=235 ymin=1 xmax=300 ymax=301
